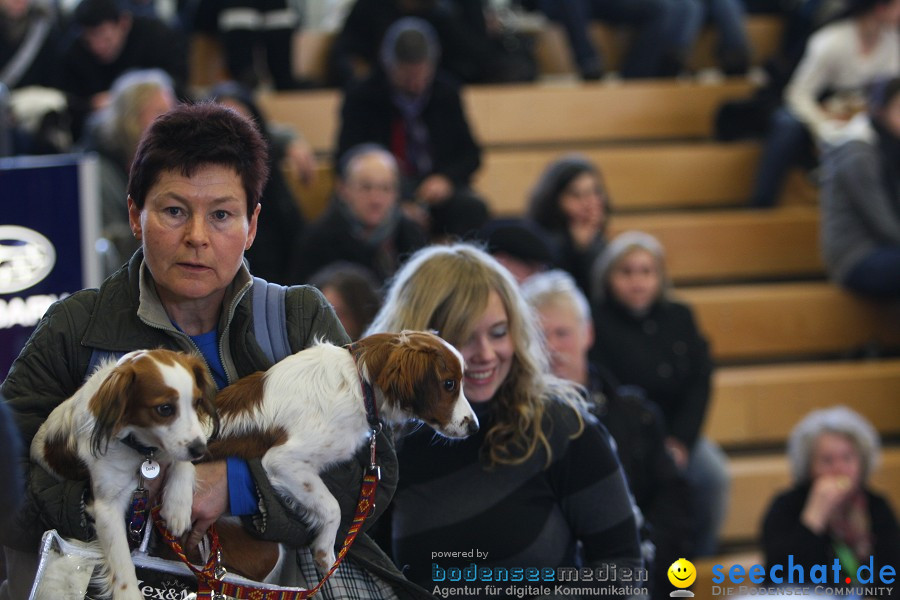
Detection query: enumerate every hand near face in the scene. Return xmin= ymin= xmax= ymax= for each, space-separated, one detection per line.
xmin=801 ymin=474 xmax=854 ymax=534
xmin=401 ymin=201 xmax=431 ymax=231
xmin=568 ymin=217 xmax=603 ymax=250
xmin=284 ymin=138 xmax=318 ymax=186
xmin=560 ymin=172 xmax=605 ymax=249
xmin=415 ymin=174 xmax=453 ymax=205
xmin=801 ymin=431 xmax=864 ymax=534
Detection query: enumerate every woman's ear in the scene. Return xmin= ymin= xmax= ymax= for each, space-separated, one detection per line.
xmin=246 ymin=203 xmax=261 ymax=250
xmin=127 ymin=195 xmax=142 ymax=240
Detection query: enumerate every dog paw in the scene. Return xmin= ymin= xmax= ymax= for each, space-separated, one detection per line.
xmin=160 ymin=504 xmax=192 ymax=537
xmin=313 ymin=547 xmax=336 ymax=571
xmin=108 ymin=574 xmax=145 ymax=600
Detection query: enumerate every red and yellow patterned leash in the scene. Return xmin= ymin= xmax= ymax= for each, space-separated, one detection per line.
xmin=151 ymin=444 xmax=380 ymax=599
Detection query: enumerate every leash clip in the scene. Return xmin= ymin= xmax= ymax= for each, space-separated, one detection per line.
xmin=368 ymin=425 xmax=382 ymax=480
xmin=214 ymin=546 xmax=227 ymax=580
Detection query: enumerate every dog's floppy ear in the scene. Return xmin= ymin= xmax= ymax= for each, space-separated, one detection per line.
xmin=190 ymin=356 xmax=220 ymax=438
xmin=380 ymin=332 xmax=444 ymax=411
xmin=352 ymin=332 xmax=400 ymax=383
xmin=89 ymin=362 xmax=137 ymax=456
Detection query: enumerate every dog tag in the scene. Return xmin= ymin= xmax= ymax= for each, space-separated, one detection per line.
xmin=141 ymin=458 xmax=161 ymax=479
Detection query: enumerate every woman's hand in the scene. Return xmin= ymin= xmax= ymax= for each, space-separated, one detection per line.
xmin=415 ymin=174 xmax=454 ymax=205
xmin=801 ymin=474 xmax=854 ymax=534
xmin=568 ymin=220 xmax=601 ymax=250
xmin=567 ymin=201 xmax=604 ymax=250
xmin=184 ymin=460 xmax=230 ymax=550
xmin=284 ymin=138 xmax=318 ymax=186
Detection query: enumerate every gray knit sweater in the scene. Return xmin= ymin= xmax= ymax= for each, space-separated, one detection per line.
xmin=820 ymin=133 xmax=900 ymax=284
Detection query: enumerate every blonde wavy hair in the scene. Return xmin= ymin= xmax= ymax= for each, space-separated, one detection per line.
xmin=366 ymin=243 xmax=586 ymax=467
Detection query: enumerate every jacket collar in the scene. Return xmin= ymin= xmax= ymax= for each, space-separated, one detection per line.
xmin=81 ymin=249 xmax=253 ymax=352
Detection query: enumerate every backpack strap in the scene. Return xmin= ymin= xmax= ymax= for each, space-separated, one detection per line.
xmin=84 ymin=277 xmax=290 ymax=381
xmin=251 ymin=276 xmax=291 ymax=364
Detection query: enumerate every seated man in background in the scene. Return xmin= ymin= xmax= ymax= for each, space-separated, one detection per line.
xmin=292 ymin=143 xmax=428 ymax=286
xmin=522 ymin=269 xmax=694 ymax=599
xmin=336 ymin=17 xmax=488 ymax=241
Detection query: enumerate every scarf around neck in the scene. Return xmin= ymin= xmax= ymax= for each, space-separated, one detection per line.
xmin=828 ymin=488 xmax=873 ymax=565
xmin=391 ymin=89 xmax=433 ymax=177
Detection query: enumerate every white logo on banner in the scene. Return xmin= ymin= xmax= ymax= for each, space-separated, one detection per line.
xmin=0 ymin=225 xmax=57 ymax=294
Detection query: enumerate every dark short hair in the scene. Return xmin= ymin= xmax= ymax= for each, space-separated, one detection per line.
xmin=127 ymin=102 xmax=269 ymax=220
xmin=74 ymin=0 xmax=122 ymax=28
xmin=394 ymin=28 xmax=430 ymax=63
xmin=308 ymin=262 xmax=382 ymax=340
xmin=477 ymin=218 xmax=558 ymax=266
xmin=380 ymin=17 xmax=440 ymax=69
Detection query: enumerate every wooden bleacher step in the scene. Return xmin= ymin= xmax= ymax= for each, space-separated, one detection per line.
xmin=476 ymin=141 xmax=763 ymax=215
xmin=186 ymin=14 xmax=787 ymax=88
xmin=677 ymin=282 xmax=900 ymax=363
xmin=707 ymin=359 xmax=900 ymax=449
xmin=256 ymin=78 xmax=757 ymax=155
xmin=535 ymin=15 xmax=786 ymax=77
xmin=721 ymin=447 xmax=900 ymax=545
xmin=293 ymin=140 xmax=769 ymax=220
xmin=610 ymin=206 xmax=823 ymax=285
xmin=464 ymin=79 xmax=755 ymax=146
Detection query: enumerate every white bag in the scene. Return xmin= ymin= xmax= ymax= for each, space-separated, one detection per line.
xmin=29 ymin=529 xmax=292 ymax=600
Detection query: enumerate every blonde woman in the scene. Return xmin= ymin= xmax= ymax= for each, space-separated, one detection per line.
xmin=366 ymin=243 xmax=642 ymax=597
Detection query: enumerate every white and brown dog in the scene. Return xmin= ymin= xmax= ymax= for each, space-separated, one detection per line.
xmin=208 ymin=330 xmax=478 ymax=571
xmin=31 ymin=349 xmax=218 ymax=600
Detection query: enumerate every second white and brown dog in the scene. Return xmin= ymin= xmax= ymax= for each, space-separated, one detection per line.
xmin=208 ymin=330 xmax=478 ymax=571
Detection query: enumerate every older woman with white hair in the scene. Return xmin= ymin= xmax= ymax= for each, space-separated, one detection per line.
xmin=762 ymin=406 xmax=900 ymax=584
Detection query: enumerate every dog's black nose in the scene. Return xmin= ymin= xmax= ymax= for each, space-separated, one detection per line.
xmin=466 ymin=419 xmax=479 ymax=436
xmin=188 ymin=439 xmax=207 ymax=460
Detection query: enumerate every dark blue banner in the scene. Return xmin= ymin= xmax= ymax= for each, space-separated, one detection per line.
xmin=0 ymin=154 xmax=100 ymax=378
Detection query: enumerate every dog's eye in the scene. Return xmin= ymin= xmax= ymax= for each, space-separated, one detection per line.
xmin=443 ymin=379 xmax=457 ymax=392
xmin=156 ymin=404 xmax=175 ymax=417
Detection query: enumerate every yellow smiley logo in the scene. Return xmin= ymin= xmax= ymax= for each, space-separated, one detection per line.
xmin=668 ymin=558 xmax=697 ymax=588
